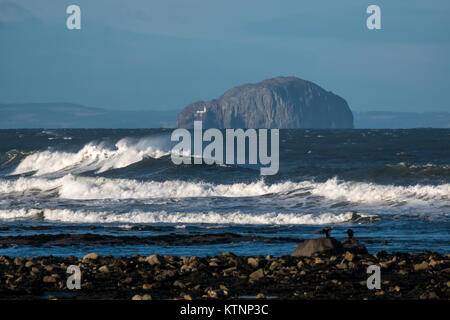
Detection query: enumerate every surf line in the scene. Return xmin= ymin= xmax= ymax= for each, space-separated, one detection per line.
xmin=170 ymin=121 xmax=279 ymax=175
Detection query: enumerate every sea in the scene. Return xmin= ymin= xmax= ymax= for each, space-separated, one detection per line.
xmin=0 ymin=129 xmax=448 ymax=257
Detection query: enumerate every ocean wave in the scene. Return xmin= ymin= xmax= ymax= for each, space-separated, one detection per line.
xmin=0 ymin=149 xmax=33 ymax=168
xmin=379 ymin=163 xmax=450 ymax=175
xmin=0 ymin=175 xmax=299 ymax=199
xmin=0 ymin=175 xmax=448 ymax=209
xmin=305 ymin=177 xmax=449 ymax=204
xmin=10 ymin=136 xmax=171 ymax=176
xmin=0 ymin=208 xmax=377 ymax=225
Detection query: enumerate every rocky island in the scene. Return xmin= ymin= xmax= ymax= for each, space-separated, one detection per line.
xmin=177 ymin=77 xmax=354 ymax=129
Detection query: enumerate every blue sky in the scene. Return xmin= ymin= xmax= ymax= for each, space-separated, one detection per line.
xmin=0 ymin=0 xmax=449 ymax=112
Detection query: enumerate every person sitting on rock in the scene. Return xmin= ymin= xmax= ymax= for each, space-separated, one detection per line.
xmin=341 ymin=229 xmax=368 ymax=254
xmin=345 ymin=229 xmax=354 ymax=239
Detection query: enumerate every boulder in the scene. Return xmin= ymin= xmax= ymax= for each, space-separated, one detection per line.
xmin=291 ymin=238 xmax=345 ymax=257
xmin=341 ymin=238 xmax=368 ymax=254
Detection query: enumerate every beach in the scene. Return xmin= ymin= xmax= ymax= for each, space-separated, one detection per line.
xmin=1 ymin=251 xmax=449 ymax=300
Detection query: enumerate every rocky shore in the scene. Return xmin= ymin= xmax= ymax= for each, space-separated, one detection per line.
xmin=0 ymin=251 xmax=449 ymax=300
xmin=0 ymin=232 xmax=302 ymax=248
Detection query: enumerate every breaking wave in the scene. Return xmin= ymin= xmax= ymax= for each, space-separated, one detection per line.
xmin=0 ymin=208 xmax=377 ymax=225
xmin=0 ymin=175 xmax=448 ymax=209
xmin=11 ymin=136 xmax=172 ymax=176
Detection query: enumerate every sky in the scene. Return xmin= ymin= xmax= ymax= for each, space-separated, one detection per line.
xmin=0 ymin=0 xmax=449 ymax=112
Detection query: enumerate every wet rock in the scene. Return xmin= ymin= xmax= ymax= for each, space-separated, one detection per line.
xmin=292 ymin=238 xmax=344 ymax=257
xmin=341 ymin=238 xmax=368 ymax=254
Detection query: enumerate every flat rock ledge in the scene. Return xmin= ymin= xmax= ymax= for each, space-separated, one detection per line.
xmin=0 ymin=252 xmax=448 ymax=300
xmin=291 ymin=238 xmax=345 ymax=257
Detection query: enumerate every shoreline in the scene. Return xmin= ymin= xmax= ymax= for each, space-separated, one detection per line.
xmin=1 ymin=251 xmax=448 ymax=300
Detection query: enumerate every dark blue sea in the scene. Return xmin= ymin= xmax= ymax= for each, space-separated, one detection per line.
xmin=0 ymin=129 xmax=448 ymax=257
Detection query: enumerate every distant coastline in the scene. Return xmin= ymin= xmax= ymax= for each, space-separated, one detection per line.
xmin=0 ymin=102 xmax=449 ymax=129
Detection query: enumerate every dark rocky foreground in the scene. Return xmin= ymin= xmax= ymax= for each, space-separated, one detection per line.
xmin=0 ymin=251 xmax=449 ymax=300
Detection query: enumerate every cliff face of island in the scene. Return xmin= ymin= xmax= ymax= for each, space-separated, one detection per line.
xmin=177 ymin=77 xmax=354 ymax=129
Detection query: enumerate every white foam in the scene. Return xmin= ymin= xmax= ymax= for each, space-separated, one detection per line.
xmin=0 ymin=208 xmax=369 ymax=225
xmin=0 ymin=175 xmax=299 ymax=199
xmin=306 ymin=177 xmax=449 ymax=204
xmin=11 ymin=136 xmax=171 ymax=176
xmin=0 ymin=175 xmax=448 ymax=207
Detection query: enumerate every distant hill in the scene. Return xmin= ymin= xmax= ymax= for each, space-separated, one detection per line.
xmin=1 ymin=103 xmax=449 ymax=129
xmin=354 ymin=111 xmax=450 ymax=129
xmin=177 ymin=77 xmax=354 ymax=129
xmin=0 ymin=103 xmax=178 ymax=128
